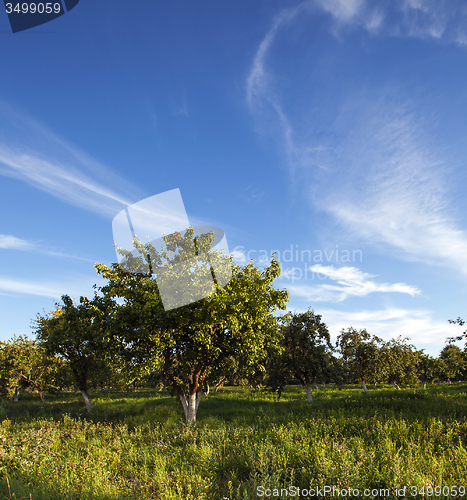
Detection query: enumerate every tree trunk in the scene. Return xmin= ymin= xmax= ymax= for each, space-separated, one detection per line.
xmin=437 ymin=377 xmax=440 ymax=386
xmin=13 ymin=387 xmax=19 ymax=402
xmin=362 ymin=380 xmax=368 ymax=393
xmin=304 ymin=384 xmax=313 ymax=403
xmin=28 ymin=380 xmax=46 ymax=404
xmin=422 ymin=380 xmax=427 ymax=389
xmin=203 ymin=381 xmax=210 ymax=398
xmin=195 ymin=389 xmax=202 ymax=413
xmin=72 ymin=366 xmax=93 ymax=412
xmin=313 ymin=382 xmax=320 ymax=391
xmin=80 ymin=389 xmax=94 ymax=412
xmin=447 ymin=378 xmax=451 ymax=385
xmin=390 ymin=380 xmax=401 ymax=390
xmin=179 ymin=390 xmax=202 ymax=423
xmin=38 ymin=388 xmax=46 ymax=404
xmin=215 ymin=378 xmax=225 ymax=392
xmin=28 ymin=379 xmax=46 ymax=404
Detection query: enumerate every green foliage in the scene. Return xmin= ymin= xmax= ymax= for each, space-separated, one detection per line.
xmin=0 ymin=340 xmax=19 ymax=399
xmin=336 ymin=332 xmax=421 ymax=389
xmin=267 ymin=309 xmax=334 ymax=401
xmin=33 ymin=294 xmax=116 ymax=411
xmin=95 ymin=231 xmax=288 ymax=422
xmin=379 ymin=337 xmax=421 ymax=388
xmin=0 ymin=336 xmax=68 ymax=402
xmin=418 ymin=353 xmax=436 ymax=386
xmin=336 ymin=327 xmax=382 ymax=385
xmin=439 ymin=344 xmax=466 ymax=381
xmin=204 ymin=354 xmax=239 ymax=389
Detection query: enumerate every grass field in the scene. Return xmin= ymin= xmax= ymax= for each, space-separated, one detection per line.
xmin=1 ymin=384 xmax=466 ymax=499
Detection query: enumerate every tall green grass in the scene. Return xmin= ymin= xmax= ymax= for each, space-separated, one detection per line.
xmin=1 ymin=384 xmax=466 ymax=499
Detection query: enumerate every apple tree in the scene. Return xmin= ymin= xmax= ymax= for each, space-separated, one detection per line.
xmin=267 ymin=309 xmax=333 ymax=403
xmin=95 ymin=229 xmax=288 ymax=423
xmin=34 ymin=294 xmax=115 ymax=412
xmin=336 ymin=327 xmax=382 ymax=393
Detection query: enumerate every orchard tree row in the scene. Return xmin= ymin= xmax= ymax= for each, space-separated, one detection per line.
xmin=1 ymin=229 xmax=466 ymax=423
xmin=1 ymin=311 xmax=465 ymax=417
xmin=266 ymin=311 xmax=467 ymax=402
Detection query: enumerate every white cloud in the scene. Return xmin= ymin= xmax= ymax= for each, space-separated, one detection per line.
xmin=0 ymin=235 xmax=35 ymax=250
xmin=246 ymin=2 xmax=467 ymax=358
xmin=320 ymin=103 xmax=467 ymax=275
xmin=318 ymin=307 xmax=454 ymax=356
xmin=0 ymin=277 xmax=65 ymax=298
xmin=313 ymin=0 xmax=467 ymax=44
xmin=0 ymin=103 xmax=143 ymax=217
xmin=0 ymin=275 xmax=99 ymax=299
xmin=314 ymin=0 xmax=365 ymax=23
xmin=285 ymin=264 xmax=420 ymax=302
xmin=246 ymin=6 xmax=467 ymax=275
xmin=247 ymin=4 xmax=304 ymax=109
xmin=0 ymin=234 xmax=93 ymax=261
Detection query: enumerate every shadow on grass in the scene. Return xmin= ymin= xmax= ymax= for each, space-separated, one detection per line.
xmin=0 ymin=388 xmax=183 ymax=427
xmin=2 ymin=384 xmax=466 ymax=430
xmin=195 ymin=383 xmax=467 ymax=427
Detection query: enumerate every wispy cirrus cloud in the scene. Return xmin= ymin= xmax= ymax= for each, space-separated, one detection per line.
xmin=246 ymin=5 xmax=305 ymax=109
xmin=0 ymin=277 xmax=67 ymax=299
xmin=285 ymin=264 xmax=420 ymax=302
xmin=0 ymin=274 xmax=100 ymax=299
xmin=246 ymin=5 xmax=303 ymax=174
xmin=0 ymin=234 xmax=93 ymax=261
xmin=246 ymin=0 xmax=467 ymax=148
xmin=246 ymin=2 xmax=467 ymax=275
xmin=318 ymin=101 xmax=467 ymax=274
xmin=0 ymin=235 xmax=35 ymax=251
xmin=314 ymin=0 xmax=368 ymax=25
xmin=315 ymin=0 xmax=467 ymax=44
xmin=0 ymin=103 xmax=143 ymax=217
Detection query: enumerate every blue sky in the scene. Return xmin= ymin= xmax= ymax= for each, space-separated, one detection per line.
xmin=1 ymin=0 xmax=467 ymax=356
